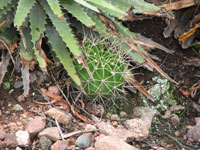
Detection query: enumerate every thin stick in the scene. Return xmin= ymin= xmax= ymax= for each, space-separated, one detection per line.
xmin=0 ymin=39 xmax=16 ymax=74
xmin=55 ymin=119 xmax=64 ymax=140
xmin=163 ymin=133 xmax=195 ymax=150
xmin=63 ymin=129 xmax=99 ymax=139
xmin=50 ymin=70 xmax=72 ymax=107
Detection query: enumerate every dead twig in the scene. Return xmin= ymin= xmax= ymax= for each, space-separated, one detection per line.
xmin=163 ymin=133 xmax=195 ymax=150
xmin=159 ymin=0 xmax=195 ymax=11
xmin=55 ymin=119 xmax=64 ymax=140
xmin=63 ymin=129 xmax=99 ymax=139
xmin=0 ymin=39 xmax=16 ymax=75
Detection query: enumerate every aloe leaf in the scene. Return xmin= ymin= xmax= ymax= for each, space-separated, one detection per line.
xmin=46 ymin=0 xmax=63 ymax=19
xmin=103 ymin=0 xmax=160 ymax=13
xmin=0 ymin=0 xmax=18 ymax=29
xmin=87 ymin=0 xmax=126 ymax=18
xmin=14 ymin=0 xmax=35 ymax=27
xmin=45 ymin=25 xmax=82 ymax=86
xmin=131 ymin=0 xmax=160 ymax=13
xmin=0 ymin=0 xmax=16 ymax=17
xmin=74 ymin=0 xmax=100 ymax=13
xmin=39 ymin=0 xmax=81 ymax=57
xmin=19 ymin=28 xmax=34 ymax=60
xmin=0 ymin=27 xmax=18 ymax=48
xmin=30 ymin=3 xmax=47 ymax=70
xmin=61 ymin=0 xmax=95 ymax=28
xmin=0 ymin=0 xmax=13 ymax=10
xmin=86 ymin=11 xmax=112 ymax=37
xmin=104 ymin=0 xmax=131 ymax=12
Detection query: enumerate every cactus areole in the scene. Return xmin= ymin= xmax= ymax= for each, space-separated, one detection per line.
xmin=75 ymin=42 xmax=127 ymax=99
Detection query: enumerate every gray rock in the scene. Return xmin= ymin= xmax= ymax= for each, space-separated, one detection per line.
xmin=124 ymin=118 xmax=149 ymax=141
xmin=50 ymin=140 xmax=68 ymax=150
xmin=170 ymin=105 xmax=185 ymax=112
xmin=133 ymin=107 xmax=154 ymax=128
xmin=85 ymin=124 xmax=97 ymax=131
xmin=75 ymin=133 xmax=94 ymax=149
xmin=170 ymin=114 xmax=180 ymax=126
xmin=110 ymin=114 xmax=120 ymax=121
xmin=17 ymin=95 xmax=25 ymax=102
xmin=39 ymin=136 xmax=52 ymax=150
xmin=95 ymin=135 xmax=138 ymax=150
xmin=0 ymin=130 xmax=6 ymax=140
xmin=48 ymin=86 xmax=60 ymax=95
xmin=38 ymin=127 xmax=61 ymax=141
xmin=186 ymin=126 xmax=200 ymax=141
xmin=25 ymin=116 xmax=46 ymax=137
xmin=97 ymin=121 xmax=133 ymax=142
xmin=85 ymin=103 xmax=104 ymax=116
xmin=4 ymin=134 xmax=17 ymax=148
xmin=14 ymin=81 xmax=23 ymax=89
xmin=15 ymin=130 xmax=30 ymax=147
xmin=13 ymin=104 xmax=23 ymax=112
xmin=5 ymin=110 xmax=11 ymax=114
xmin=45 ymin=108 xmax=72 ymax=125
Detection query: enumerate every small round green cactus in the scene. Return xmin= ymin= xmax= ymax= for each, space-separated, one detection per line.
xmin=75 ymin=41 xmax=129 ymax=100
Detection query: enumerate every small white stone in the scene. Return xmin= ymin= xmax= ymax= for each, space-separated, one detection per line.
xmin=16 ymin=130 xmax=30 ymax=147
xmin=13 ymin=104 xmax=23 ymax=112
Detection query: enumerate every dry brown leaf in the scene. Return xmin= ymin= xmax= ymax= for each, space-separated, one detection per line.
xmin=159 ymin=0 xmax=195 ymax=11
xmin=183 ymin=57 xmax=200 ymax=67
xmin=179 ymin=86 xmax=191 ymax=98
xmin=39 ymin=88 xmax=88 ymax=122
xmin=179 ymin=22 xmax=200 ymax=41
xmin=71 ymin=105 xmax=88 ymax=122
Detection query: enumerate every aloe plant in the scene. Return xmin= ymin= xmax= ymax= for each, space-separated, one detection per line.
xmin=0 ymin=0 xmax=161 ymax=97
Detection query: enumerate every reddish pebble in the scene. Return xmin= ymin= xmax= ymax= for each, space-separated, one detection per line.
xmin=17 ymin=95 xmax=25 ymax=102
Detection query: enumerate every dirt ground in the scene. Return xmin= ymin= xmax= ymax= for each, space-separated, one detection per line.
xmin=0 ymin=17 xmax=200 ymax=150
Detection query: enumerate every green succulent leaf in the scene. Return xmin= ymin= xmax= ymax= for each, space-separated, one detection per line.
xmin=0 ymin=0 xmax=18 ymax=30
xmin=19 ymin=27 xmax=34 ymax=61
xmin=39 ymin=0 xmax=81 ymax=57
xmin=103 ymin=0 xmax=160 ymax=13
xmin=0 ymin=1 xmax=14 ymax=17
xmin=46 ymin=0 xmax=63 ymax=19
xmin=45 ymin=25 xmax=81 ymax=86
xmin=86 ymin=11 xmax=113 ymax=37
xmin=61 ymin=0 xmax=95 ymax=28
xmin=74 ymin=0 xmax=100 ymax=13
xmin=131 ymin=0 xmax=160 ymax=13
xmin=104 ymin=0 xmax=131 ymax=12
xmin=0 ymin=10 xmax=15 ymax=31
xmin=30 ymin=3 xmax=47 ymax=70
xmin=108 ymin=16 xmax=146 ymax=63
xmin=14 ymin=0 xmax=35 ymax=27
xmin=87 ymin=0 xmax=126 ymax=18
xmin=0 ymin=0 xmax=13 ymax=10
xmin=0 ymin=27 xmax=18 ymax=48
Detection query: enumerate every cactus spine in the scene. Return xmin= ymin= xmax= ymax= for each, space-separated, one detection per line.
xmin=75 ymin=38 xmax=130 ymax=100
